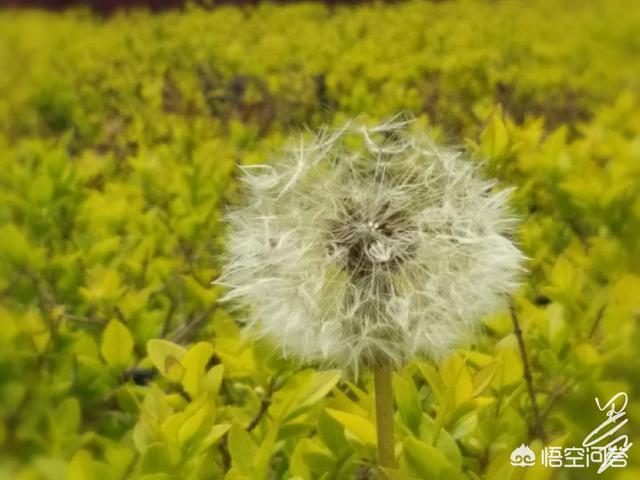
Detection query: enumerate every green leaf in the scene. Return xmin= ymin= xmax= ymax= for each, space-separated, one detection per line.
xmin=318 ymin=410 xmax=349 ymax=456
xmin=472 ymin=361 xmax=500 ymax=396
xmin=104 ymin=446 xmax=135 ymax=479
xmin=613 ymin=274 xmax=640 ymax=310
xmin=299 ymin=370 xmax=342 ymax=412
xmin=67 ymin=450 xmax=95 ymax=480
xmin=203 ymin=364 xmax=225 ymax=397
xmin=178 ymin=402 xmax=210 ymax=445
xmin=181 ymin=342 xmax=214 ymax=398
xmin=139 ymin=475 xmax=171 ymax=480
xmin=393 ymin=372 xmax=421 ymax=434
xmin=440 ymin=354 xmax=473 ymax=407
xmin=51 ymin=397 xmax=81 ymax=437
xmin=228 ymin=424 xmax=258 ymax=475
xmin=255 ymin=420 xmax=280 ymax=480
xmin=181 ymin=274 xmax=218 ymax=308
xmin=271 ymin=369 xmax=341 ymax=423
xmin=290 ymin=438 xmax=334 ymax=480
xmin=101 ymin=320 xmax=134 ymax=368
xmin=401 ymin=437 xmax=466 ymax=480
xmin=0 ymin=223 xmax=45 ymax=269
xmin=573 ymin=342 xmax=601 ymax=366
xmin=147 ymin=339 xmax=187 ymax=382
xmin=480 ymin=111 xmax=509 ymax=158
xmin=140 ymin=443 xmax=172 ymax=474
xmin=200 ymin=424 xmax=231 ymax=450
xmin=325 ymin=408 xmax=376 ymax=446
xmin=544 ymin=256 xmax=584 ymax=301
xmin=418 ymin=362 xmax=445 ymax=403
xmin=224 ymin=469 xmax=252 ymax=480
xmin=493 ymin=348 xmax=524 ymax=389
xmin=418 ymin=414 xmax=462 ymax=469
xmin=80 ymin=266 xmax=124 ymax=305
xmin=29 ymin=175 xmax=54 ymax=205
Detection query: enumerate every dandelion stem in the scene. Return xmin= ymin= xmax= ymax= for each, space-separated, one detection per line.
xmin=374 ymin=360 xmax=396 ymax=472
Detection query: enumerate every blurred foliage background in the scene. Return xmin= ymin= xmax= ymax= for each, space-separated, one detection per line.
xmin=1 ymin=0 xmax=640 ymax=478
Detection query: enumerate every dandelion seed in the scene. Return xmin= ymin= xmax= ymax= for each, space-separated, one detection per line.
xmin=218 ymin=118 xmax=525 ymax=372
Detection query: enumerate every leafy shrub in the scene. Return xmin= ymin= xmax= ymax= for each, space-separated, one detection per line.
xmin=0 ymin=1 xmax=639 ymax=479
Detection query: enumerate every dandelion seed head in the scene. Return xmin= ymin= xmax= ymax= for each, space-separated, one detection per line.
xmin=218 ymin=118 xmax=525 ymax=372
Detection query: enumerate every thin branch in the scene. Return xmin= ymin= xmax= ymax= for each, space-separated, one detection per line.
xmin=122 ymin=451 xmax=140 ymax=480
xmin=510 ymin=300 xmax=546 ymax=441
xmin=113 ymin=306 xmax=126 ymax=323
xmin=217 ymin=376 xmax=276 ymax=472
xmin=588 ymin=304 xmax=606 ymax=340
xmin=219 ymin=433 xmax=231 ymax=472
xmin=539 ymin=380 xmax=572 ymax=426
xmin=160 ymin=294 xmax=178 ymax=338
xmin=170 ymin=303 xmax=217 ymax=344
xmin=63 ymin=313 xmax=105 ymax=326
xmin=247 ymin=377 xmax=275 ymax=432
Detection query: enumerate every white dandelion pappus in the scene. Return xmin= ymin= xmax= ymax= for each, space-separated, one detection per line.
xmin=218 ymin=119 xmax=525 ymax=372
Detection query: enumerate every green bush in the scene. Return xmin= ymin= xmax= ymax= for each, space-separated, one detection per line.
xmin=0 ymin=1 xmax=639 ymax=478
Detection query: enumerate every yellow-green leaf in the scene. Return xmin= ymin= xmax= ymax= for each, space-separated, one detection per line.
xmin=402 ymin=437 xmax=465 ymax=480
xmin=325 ymin=408 xmax=376 ymax=446
xmin=101 ymin=320 xmax=134 ymax=368
xmin=68 ymin=450 xmax=94 ymax=480
xmin=181 ymin=342 xmax=214 ymax=398
xmin=178 ymin=403 xmax=210 ymax=445
xmin=228 ymin=424 xmax=258 ymax=475
xmin=480 ymin=112 xmax=509 ymax=158
xmin=147 ymin=339 xmax=187 ymax=382
xmin=393 ymin=372 xmax=421 ymax=434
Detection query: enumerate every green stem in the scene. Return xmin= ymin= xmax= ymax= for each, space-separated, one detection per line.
xmin=374 ymin=360 xmax=396 ymax=471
